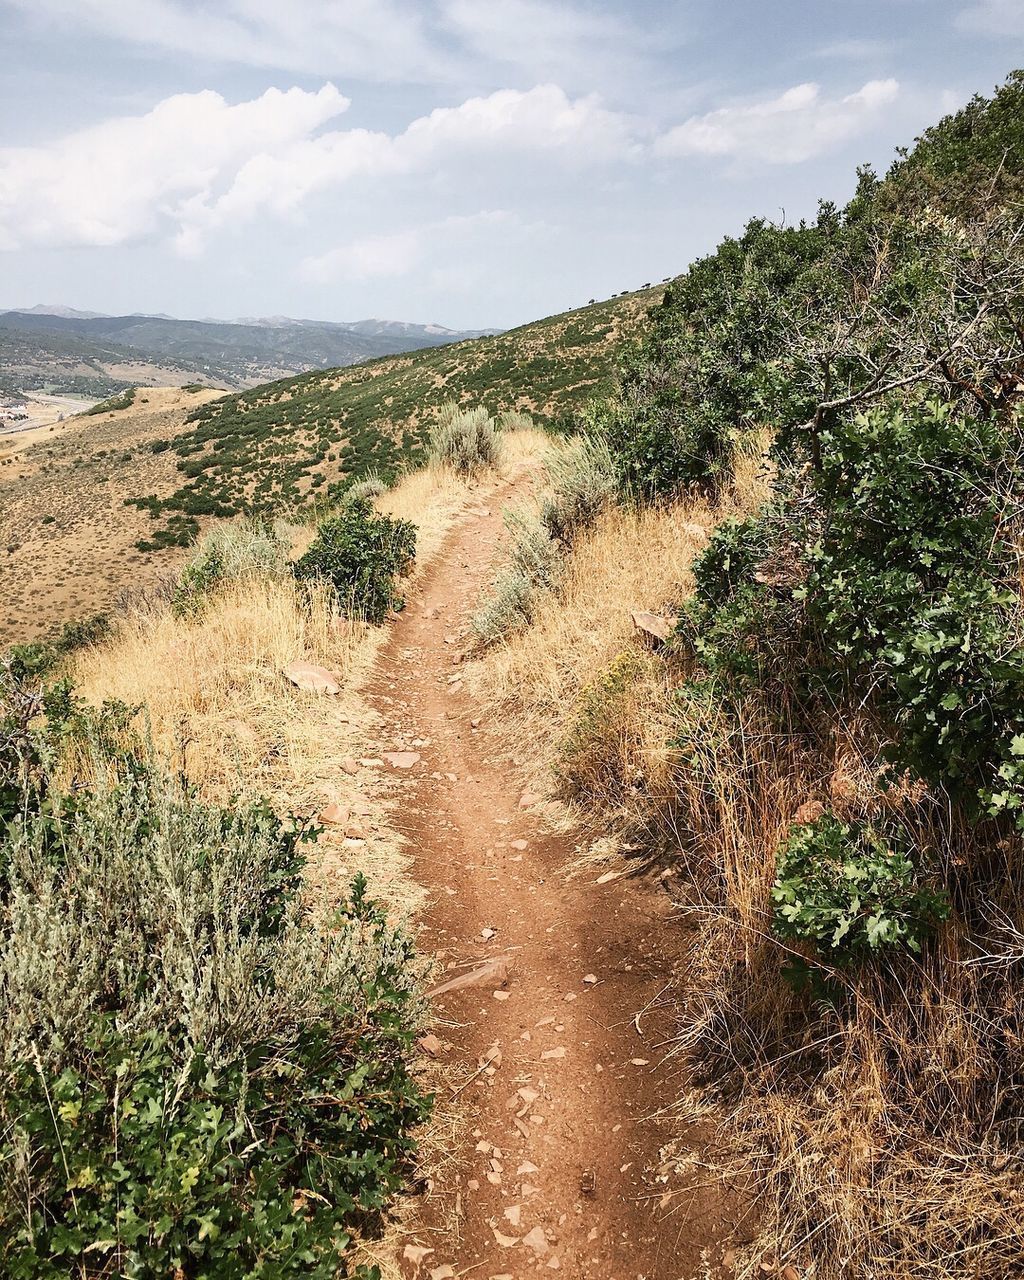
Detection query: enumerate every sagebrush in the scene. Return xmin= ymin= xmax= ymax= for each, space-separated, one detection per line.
xmin=0 ymin=673 xmax=429 ymax=1279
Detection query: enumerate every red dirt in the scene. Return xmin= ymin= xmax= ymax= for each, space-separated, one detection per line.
xmin=365 ymin=482 xmax=737 ymax=1278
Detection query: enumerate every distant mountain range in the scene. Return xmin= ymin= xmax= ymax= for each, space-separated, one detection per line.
xmin=0 ymin=305 xmax=502 ymax=398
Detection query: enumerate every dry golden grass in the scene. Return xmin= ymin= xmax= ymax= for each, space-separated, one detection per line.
xmin=473 ymin=448 xmax=1024 ymax=1280
xmin=70 ymin=438 xmax=528 ymax=822
xmin=64 ymin=441 xmax=526 ymax=919
xmin=70 ymin=575 xmax=428 ymax=927
xmin=477 ymin=489 xmax=753 ymax=806
xmin=60 ymin=451 xmax=541 ymax=1273
xmin=375 ymin=426 xmax=552 ymax=572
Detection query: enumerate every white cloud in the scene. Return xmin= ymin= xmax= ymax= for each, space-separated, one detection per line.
xmin=3 ymin=0 xmax=658 ymax=90
xmin=3 ymin=0 xmax=458 ymax=83
xmin=0 ymin=85 xmax=350 ymax=251
xmin=302 ymin=210 xmax=515 ymax=283
xmin=655 ymin=79 xmax=901 ymax=165
xmin=955 ymin=0 xmax=1024 ymax=33
xmin=0 ymin=84 xmax=634 ymax=254
xmin=396 ymin=84 xmax=637 ymax=164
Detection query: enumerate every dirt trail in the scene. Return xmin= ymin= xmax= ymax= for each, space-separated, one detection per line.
xmin=366 ymin=478 xmax=730 ymax=1279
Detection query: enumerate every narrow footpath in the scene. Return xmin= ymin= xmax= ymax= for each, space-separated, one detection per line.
xmin=365 ymin=482 xmax=732 ymax=1279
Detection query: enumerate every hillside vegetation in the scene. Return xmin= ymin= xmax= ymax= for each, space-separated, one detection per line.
xmin=0 ymin=420 xmax=557 ymax=1276
xmin=0 ymin=289 xmax=655 ymax=643
xmin=0 ymin=323 xmax=210 ymax=399
xmin=7 ymin=62 xmax=1024 ymax=1279
xmin=475 ymin=70 xmax=1024 ymax=1278
xmin=131 ymin=288 xmax=660 ymax=544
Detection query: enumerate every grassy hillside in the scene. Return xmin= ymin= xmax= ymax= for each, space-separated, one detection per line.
xmin=1 ymin=289 xmax=657 ymax=642
xmin=0 ymin=387 xmax=224 ymax=644
xmin=472 ymin=70 xmax=1024 ymax=1280
xmin=4 ymin=65 xmax=1024 ymax=1280
xmin=131 ymin=288 xmax=660 ymax=544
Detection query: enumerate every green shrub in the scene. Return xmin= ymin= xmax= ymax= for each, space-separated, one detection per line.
xmin=343 ymin=474 xmax=389 ymax=505
xmin=173 ymin=519 xmax=291 ymax=616
xmin=804 ymin=399 xmax=1024 ymax=822
xmin=672 ymin=512 xmax=805 ymax=687
xmin=471 ymin=567 xmax=536 ymax=646
xmin=5 ymin=615 xmax=112 ymax=684
xmin=83 ymin=388 xmax=135 ymax=416
xmin=428 ymin=403 xmax=502 ymax=475
xmin=497 ymin=409 xmax=534 ymax=433
xmin=472 ymin=509 xmax=561 ymax=646
xmin=293 ymin=501 xmax=416 ymax=624
xmin=600 ymin=393 xmax=726 ymax=501
xmin=540 ymin=434 xmax=616 ymax=546
xmin=772 ymin=814 xmax=950 ymax=963
xmin=0 ymin=682 xmax=429 ymax=1278
xmin=504 ymin=508 xmax=560 ymax=591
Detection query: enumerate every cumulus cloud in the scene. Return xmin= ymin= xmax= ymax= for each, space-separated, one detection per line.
xmin=0 ymin=85 xmax=350 ymax=251
xmin=655 ymin=79 xmax=900 ymax=165
xmin=0 ymin=84 xmax=633 ymax=254
xmin=396 ymin=85 xmax=637 ymax=165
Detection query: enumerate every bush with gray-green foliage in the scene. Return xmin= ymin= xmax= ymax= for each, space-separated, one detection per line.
xmin=172 ymin=518 xmax=292 ymax=615
xmin=428 ymin=402 xmax=502 ymax=475
xmin=341 ymin=473 xmax=389 ymax=506
xmin=0 ymin=677 xmax=429 ymax=1279
xmin=497 ymin=409 xmax=534 ymax=433
xmin=473 ymin=508 xmax=560 ymax=646
xmin=540 ymin=433 xmax=617 ymax=547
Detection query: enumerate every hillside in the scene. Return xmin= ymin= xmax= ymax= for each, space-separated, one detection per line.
xmin=0 ymin=386 xmax=224 ymax=642
xmin=0 ymin=287 xmax=658 ymax=644
xmin=468 ymin=69 xmax=1024 ymax=1280
xmin=0 ymin=323 xmax=215 ymax=400
xmin=115 ymin=288 xmax=660 ymax=548
xmin=0 ymin=308 xmax=501 ymax=395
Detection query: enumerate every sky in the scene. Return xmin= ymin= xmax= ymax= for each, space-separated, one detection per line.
xmin=1 ymin=1 xmax=1023 ymax=329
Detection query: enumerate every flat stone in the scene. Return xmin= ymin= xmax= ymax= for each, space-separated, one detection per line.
xmin=523 ymin=1226 xmax=549 ymax=1255
xmin=318 ymin=804 xmax=349 ymax=826
xmin=630 ymin=610 xmax=675 ymax=645
xmin=384 ymin=750 xmax=421 ymax=769
xmin=283 ymin=660 xmax=341 ymax=694
xmin=427 ymin=956 xmax=510 ymax=998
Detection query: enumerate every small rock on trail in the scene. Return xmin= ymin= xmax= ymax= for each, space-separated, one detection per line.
xmin=384 ymin=750 xmax=422 ymax=769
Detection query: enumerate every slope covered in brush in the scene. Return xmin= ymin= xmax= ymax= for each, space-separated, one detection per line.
xmin=481 ymin=70 xmax=1024 ymax=1279
xmin=130 ymin=288 xmax=660 ymax=546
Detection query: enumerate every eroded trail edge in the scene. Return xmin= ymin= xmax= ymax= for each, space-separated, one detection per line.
xmin=364 ymin=483 xmax=724 ymax=1279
